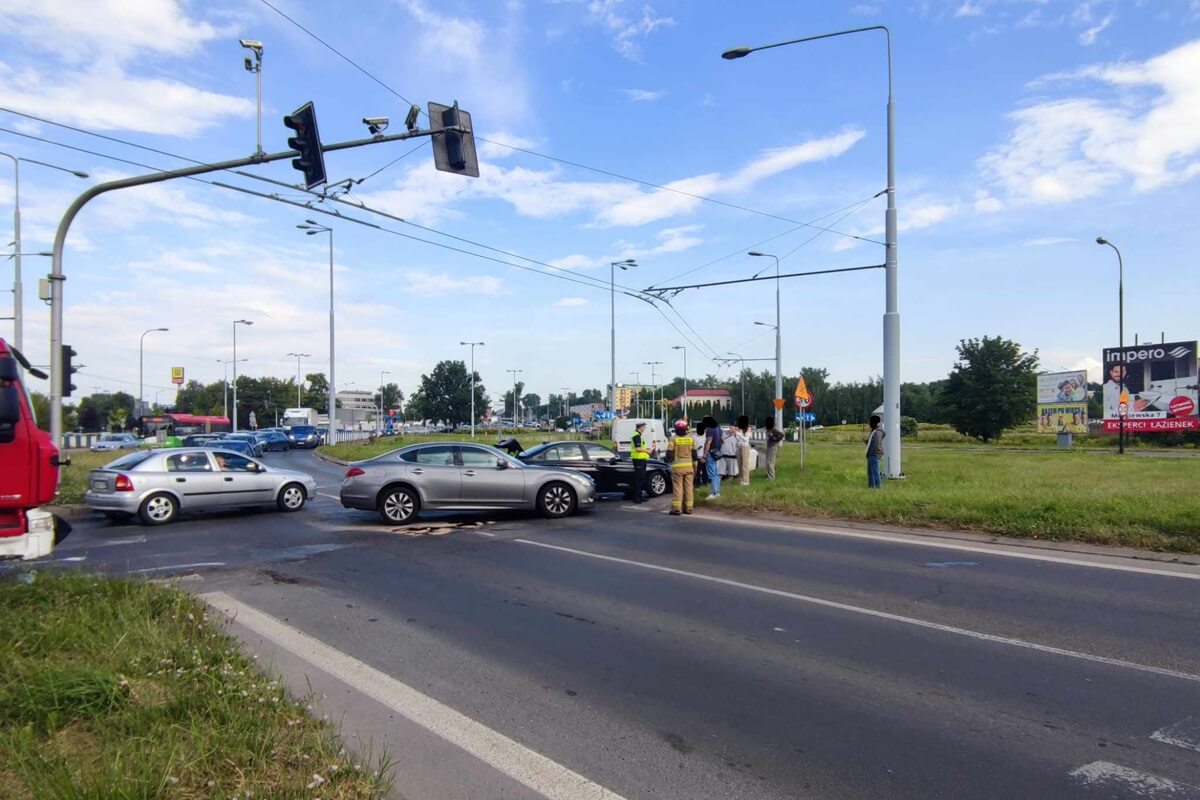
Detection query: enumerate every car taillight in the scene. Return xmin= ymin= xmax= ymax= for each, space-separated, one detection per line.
xmin=345 ymin=467 xmax=365 ymax=478
xmin=114 ymin=474 xmax=133 ymax=492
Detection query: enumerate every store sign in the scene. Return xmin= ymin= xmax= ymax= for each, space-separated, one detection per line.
xmin=171 ymin=367 xmax=185 ymax=385
xmin=1101 ymin=340 xmax=1199 ymax=432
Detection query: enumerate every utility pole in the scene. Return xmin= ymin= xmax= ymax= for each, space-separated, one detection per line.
xmin=672 ymin=345 xmax=688 ymax=421
xmin=644 ymin=361 xmax=662 ymax=426
xmin=461 ymin=341 xmax=484 ymax=437
xmin=240 ymin=40 xmax=265 ymax=158
xmin=610 ymin=259 xmax=637 ymax=416
xmin=287 ymin=352 xmax=310 ymax=407
xmin=507 ymin=369 xmax=522 ymax=430
xmin=232 ymin=319 xmax=253 ymax=432
xmin=378 ymin=370 xmax=391 ymax=434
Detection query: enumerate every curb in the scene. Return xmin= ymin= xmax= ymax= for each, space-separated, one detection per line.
xmin=313 ymin=448 xmax=348 ymax=466
xmin=44 ymin=504 xmax=94 ymax=520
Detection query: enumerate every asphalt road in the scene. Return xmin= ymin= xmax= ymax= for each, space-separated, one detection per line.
xmin=31 ymin=447 xmax=1200 ymax=799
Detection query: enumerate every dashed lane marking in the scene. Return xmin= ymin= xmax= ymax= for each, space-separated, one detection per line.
xmin=1068 ymin=761 xmax=1200 ymax=798
xmin=133 ymin=561 xmax=226 ymax=574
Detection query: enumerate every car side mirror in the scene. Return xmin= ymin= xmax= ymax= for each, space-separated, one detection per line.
xmin=496 ymin=458 xmax=509 ymax=469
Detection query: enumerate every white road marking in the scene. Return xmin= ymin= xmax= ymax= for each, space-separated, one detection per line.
xmin=472 ymin=530 xmax=497 ymax=537
xmin=317 ymin=491 xmax=340 ymax=500
xmin=1152 ymin=717 xmax=1200 ymax=753
xmin=1068 ymin=761 xmax=1200 ymax=798
xmin=200 ymin=592 xmax=628 ymax=800
xmin=710 ymin=516 xmax=1200 ymax=580
xmin=90 ymin=534 xmax=148 ymax=548
xmin=133 ymin=561 xmax=226 ymax=573
xmin=513 ymin=538 xmax=1200 ymax=685
xmin=58 ymin=556 xmax=87 ymax=562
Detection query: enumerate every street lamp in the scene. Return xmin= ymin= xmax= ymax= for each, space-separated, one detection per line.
xmin=287 ymin=352 xmax=311 ymax=407
xmin=0 ymin=151 xmax=88 ymax=352
xmin=378 ymin=370 xmax=391 ymax=434
xmin=561 ymin=387 xmax=573 ymax=432
xmin=672 ymin=345 xmax=688 ymax=421
xmin=643 ymin=361 xmax=662 ymax=425
xmin=138 ymin=327 xmax=169 ymax=419
xmin=298 ymin=220 xmax=336 ymax=443
xmin=727 ymin=351 xmax=747 ymax=417
xmin=1097 ymin=236 xmax=1125 ymax=455
xmin=507 ymin=368 xmax=523 ymax=429
xmin=231 ymin=319 xmax=253 ymax=431
xmin=611 ymin=259 xmax=637 ymax=416
xmin=460 ymin=341 xmax=484 ymax=437
xmin=725 ymin=25 xmax=901 ymax=477
xmin=749 ymin=251 xmax=784 ymax=431
xmin=217 ymin=358 xmax=247 ymax=420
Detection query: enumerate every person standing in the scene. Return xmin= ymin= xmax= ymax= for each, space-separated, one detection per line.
xmin=667 ymin=419 xmax=696 ymax=515
xmin=702 ymin=415 xmax=723 ymax=500
xmin=764 ymin=416 xmax=783 ymax=480
xmin=865 ymin=414 xmax=885 ymax=489
xmin=734 ymin=415 xmax=751 ymax=486
xmin=630 ymin=421 xmax=652 ymax=503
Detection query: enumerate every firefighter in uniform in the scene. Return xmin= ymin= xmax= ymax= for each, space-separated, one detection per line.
xmin=630 ymin=422 xmax=653 ymax=503
xmin=667 ymin=419 xmax=695 ymax=515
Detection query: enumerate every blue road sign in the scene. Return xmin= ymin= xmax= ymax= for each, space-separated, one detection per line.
xmin=802 ymin=412 xmax=817 ymax=423
xmin=594 ymin=411 xmax=615 ymax=421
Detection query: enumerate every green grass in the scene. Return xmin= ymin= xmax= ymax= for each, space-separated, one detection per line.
xmin=711 ymin=443 xmax=1200 ymax=552
xmin=0 ymin=572 xmax=389 ymax=799
xmin=806 ymin=423 xmax=1190 ymax=451
xmin=54 ymin=450 xmax=125 ymax=506
xmin=322 ymin=431 xmax=600 ymax=463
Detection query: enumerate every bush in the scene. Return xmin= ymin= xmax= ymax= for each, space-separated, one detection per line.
xmin=900 ymin=416 xmax=919 ymax=437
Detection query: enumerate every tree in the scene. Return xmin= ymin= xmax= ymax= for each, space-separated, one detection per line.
xmin=406 ymin=360 xmax=486 ymax=424
xmin=942 ymin=336 xmax=1039 ymax=442
xmin=372 ymin=383 xmax=404 ymax=416
xmin=501 ymin=381 xmax=526 ymax=420
xmin=579 ymin=388 xmax=603 ymax=405
xmin=30 ymin=392 xmax=50 ymax=432
xmin=303 ymin=373 xmax=330 ymax=410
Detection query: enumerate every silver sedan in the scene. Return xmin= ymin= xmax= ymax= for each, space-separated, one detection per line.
xmin=84 ymin=448 xmax=317 ymax=525
xmin=340 ymin=442 xmax=597 ymax=524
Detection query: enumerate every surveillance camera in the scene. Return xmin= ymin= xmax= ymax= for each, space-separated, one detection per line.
xmin=240 ymin=39 xmax=263 ymax=50
xmin=244 ymin=56 xmax=253 ymax=70
xmin=362 ymin=116 xmax=389 ymax=135
xmin=405 ymin=104 xmax=420 ymax=131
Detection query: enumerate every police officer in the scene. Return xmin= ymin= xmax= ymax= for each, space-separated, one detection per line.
xmin=630 ymin=421 xmax=652 ymax=503
xmin=667 ymin=419 xmax=695 ymax=515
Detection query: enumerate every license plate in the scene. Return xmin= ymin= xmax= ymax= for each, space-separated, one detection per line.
xmin=91 ymin=479 xmax=107 ymax=491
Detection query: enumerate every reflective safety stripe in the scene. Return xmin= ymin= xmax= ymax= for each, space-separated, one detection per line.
xmin=631 ymin=432 xmax=650 ymax=460
xmin=671 ymin=435 xmax=694 ymax=471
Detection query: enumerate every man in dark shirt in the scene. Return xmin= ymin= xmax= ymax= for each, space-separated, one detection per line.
xmin=865 ymin=414 xmax=885 ymax=489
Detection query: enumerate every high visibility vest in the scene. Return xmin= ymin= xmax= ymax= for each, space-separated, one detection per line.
xmin=670 ymin=435 xmax=694 ymax=471
xmin=631 ymin=431 xmax=651 ymax=460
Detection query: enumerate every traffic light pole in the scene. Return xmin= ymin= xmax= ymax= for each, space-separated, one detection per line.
xmin=46 ymin=124 xmax=462 ymax=447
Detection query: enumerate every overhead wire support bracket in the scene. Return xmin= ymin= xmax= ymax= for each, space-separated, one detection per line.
xmin=646 ymin=263 xmax=886 ymax=294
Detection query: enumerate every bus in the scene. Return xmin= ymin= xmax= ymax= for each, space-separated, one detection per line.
xmin=136 ymin=413 xmax=231 ymax=441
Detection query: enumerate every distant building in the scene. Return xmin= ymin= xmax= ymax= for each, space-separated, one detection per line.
xmin=672 ymin=388 xmax=731 ymax=411
xmin=336 ymin=389 xmax=376 ymax=428
xmin=568 ymin=402 xmax=606 ymax=421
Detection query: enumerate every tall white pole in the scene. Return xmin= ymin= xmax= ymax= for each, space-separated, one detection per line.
xmin=775 ymin=257 xmax=783 ymax=433
xmin=378 ymin=369 xmax=390 ymax=433
xmin=2 ymin=155 xmax=21 ymax=352
xmin=610 ymin=261 xmax=616 ymax=416
xmin=328 ymin=229 xmax=336 ymax=445
xmin=232 ymin=322 xmax=239 ymax=433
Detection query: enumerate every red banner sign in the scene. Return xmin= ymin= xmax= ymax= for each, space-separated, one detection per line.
xmin=1103 ymin=418 xmax=1200 ymax=432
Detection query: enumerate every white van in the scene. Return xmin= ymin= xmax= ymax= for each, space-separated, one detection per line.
xmin=612 ymin=418 xmax=668 ymax=459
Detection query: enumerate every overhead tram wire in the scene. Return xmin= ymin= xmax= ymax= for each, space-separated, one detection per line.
xmin=253 ymin=0 xmax=882 ymax=247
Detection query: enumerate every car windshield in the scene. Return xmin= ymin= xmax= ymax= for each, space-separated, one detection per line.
xmin=292 ymin=426 xmax=315 ymax=435
xmin=105 ymin=451 xmax=153 ymax=470
xmin=99 ymin=434 xmax=123 ymax=442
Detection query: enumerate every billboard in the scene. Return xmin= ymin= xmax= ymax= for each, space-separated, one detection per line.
xmin=1102 ymin=340 xmax=1199 ymax=432
xmin=1037 ymin=371 xmax=1088 ymax=433
xmin=171 ymin=367 xmax=184 ymax=385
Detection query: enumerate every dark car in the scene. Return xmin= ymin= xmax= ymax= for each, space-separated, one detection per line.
xmin=255 ymin=430 xmax=292 ymax=452
xmin=517 ymin=441 xmax=671 ymax=500
xmin=289 ymin=425 xmax=321 ymax=449
xmin=203 ymin=439 xmax=257 ymax=458
xmin=182 ymin=433 xmax=222 ymax=447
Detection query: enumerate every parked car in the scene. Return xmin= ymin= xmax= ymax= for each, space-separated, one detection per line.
xmin=90 ymin=433 xmax=141 ymax=452
xmin=340 ymin=442 xmax=596 ymax=525
xmin=202 ymin=439 xmax=256 ymax=458
xmin=288 ymin=425 xmax=321 ymax=449
xmin=182 ymin=433 xmax=221 ymax=447
xmin=517 ymin=441 xmax=671 ymax=499
xmin=255 ymin=430 xmax=292 ymax=452
xmin=84 ymin=448 xmax=316 ymax=525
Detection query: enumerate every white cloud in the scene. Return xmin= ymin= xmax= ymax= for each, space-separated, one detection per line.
xmin=585 ymin=0 xmax=675 ymax=60
xmin=403 ymin=269 xmax=506 ymax=296
xmin=981 ymin=39 xmax=1200 ymax=204
xmin=624 ymin=88 xmax=667 ymax=102
xmin=955 ymin=1 xmax=985 ymax=17
xmin=1078 ymin=13 xmax=1114 ymax=45
xmin=549 ymin=224 xmax=706 ymax=271
xmin=851 ymin=3 xmax=883 ymax=15
xmin=548 ymin=254 xmax=601 ymax=271
xmin=88 ymin=176 xmax=257 ymax=230
xmin=973 ymin=189 xmax=1004 ymax=213
xmin=832 ymin=196 xmax=958 ymax=251
xmin=1022 ymin=236 xmax=1076 ymax=246
xmin=554 ymin=297 xmax=589 ymax=307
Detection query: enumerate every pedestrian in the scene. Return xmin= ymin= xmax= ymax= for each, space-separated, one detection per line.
xmin=630 ymin=421 xmax=652 ymax=503
xmin=734 ymin=415 xmax=751 ymax=486
xmin=667 ymin=418 xmax=696 ymax=515
xmin=702 ymin=415 xmax=723 ymax=499
xmin=693 ymin=420 xmax=707 ymax=485
xmin=865 ymin=414 xmax=885 ymax=489
xmin=764 ymin=415 xmax=783 ymax=480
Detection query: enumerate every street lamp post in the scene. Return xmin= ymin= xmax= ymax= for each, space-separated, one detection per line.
xmin=644 ymin=361 xmax=662 ymax=426
xmin=725 ymin=26 xmax=901 ymax=477
xmin=460 ymin=341 xmax=484 ymax=437
xmin=561 ymin=387 xmax=573 ymax=432
xmin=378 ymin=370 xmax=391 ymax=434
xmin=287 ymin=352 xmax=310 ymax=407
xmin=217 ymin=358 xmax=247 ymax=420
xmin=1097 ymin=236 xmax=1125 ymax=455
xmin=727 ymin=351 xmax=748 ymax=417
xmin=231 ymin=319 xmax=253 ymax=432
xmin=672 ymin=345 xmax=688 ymax=421
xmin=298 ymin=221 xmax=336 ymax=443
xmin=138 ymin=327 xmax=169 ymax=419
xmin=749 ymin=251 xmax=784 ymax=431
xmin=507 ymin=369 xmax=522 ymax=430
xmin=610 ymin=259 xmax=637 ymax=416
xmin=0 ymin=152 xmax=88 ymax=352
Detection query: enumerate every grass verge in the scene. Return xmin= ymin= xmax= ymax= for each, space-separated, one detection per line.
xmin=709 ymin=443 xmax=1200 ymax=553
xmin=322 ymin=431 xmax=602 ymax=463
xmin=0 ymin=571 xmax=389 ymax=799
xmin=53 ymin=450 xmax=123 ymax=506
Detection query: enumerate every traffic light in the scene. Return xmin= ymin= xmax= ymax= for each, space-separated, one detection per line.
xmin=428 ymin=101 xmax=479 ymax=178
xmin=283 ymin=101 xmax=327 ymax=189
xmin=61 ymin=344 xmax=77 ymax=397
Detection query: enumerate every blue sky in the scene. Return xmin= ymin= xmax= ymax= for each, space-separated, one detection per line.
xmin=1 ymin=0 xmax=1198 ymax=410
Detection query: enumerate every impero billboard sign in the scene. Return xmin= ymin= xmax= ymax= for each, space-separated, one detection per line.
xmin=1102 ymin=340 xmax=1199 ymax=432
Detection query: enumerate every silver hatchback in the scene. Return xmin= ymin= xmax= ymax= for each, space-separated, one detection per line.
xmin=340 ymin=442 xmax=597 ymax=524
xmin=84 ymin=448 xmax=317 ymax=525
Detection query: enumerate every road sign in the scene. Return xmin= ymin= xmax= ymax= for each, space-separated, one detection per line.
xmin=802 ymin=412 xmax=816 ymax=423
xmin=1118 ymin=401 xmax=1129 ymax=419
xmin=594 ymin=410 xmax=615 ymax=421
xmin=772 ymin=398 xmax=786 ymax=410
xmin=171 ymin=366 xmax=184 ymax=385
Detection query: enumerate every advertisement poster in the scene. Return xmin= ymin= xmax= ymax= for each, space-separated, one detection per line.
xmin=1101 ymin=340 xmax=1199 ymax=432
xmin=1038 ymin=403 xmax=1088 ymax=434
xmin=1036 ymin=371 xmax=1088 ymax=433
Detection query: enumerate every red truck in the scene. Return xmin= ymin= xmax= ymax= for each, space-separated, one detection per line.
xmin=0 ymin=337 xmax=63 ymax=560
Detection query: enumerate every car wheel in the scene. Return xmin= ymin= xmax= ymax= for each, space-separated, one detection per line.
xmin=648 ymin=471 xmax=669 ymax=497
xmin=138 ymin=493 xmax=178 ymax=526
xmin=537 ymin=482 xmax=577 ymax=519
xmin=277 ymin=483 xmax=307 ymax=512
xmin=379 ymin=486 xmax=419 ymax=524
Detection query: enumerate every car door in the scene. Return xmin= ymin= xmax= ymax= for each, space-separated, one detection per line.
xmin=457 ymin=445 xmax=526 ymax=507
xmin=582 ymin=443 xmax=630 ymax=492
xmin=163 ymin=451 xmax=223 ymax=510
xmin=212 ymin=451 xmax=275 ymax=507
xmin=399 ymin=445 xmax=461 ymax=506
